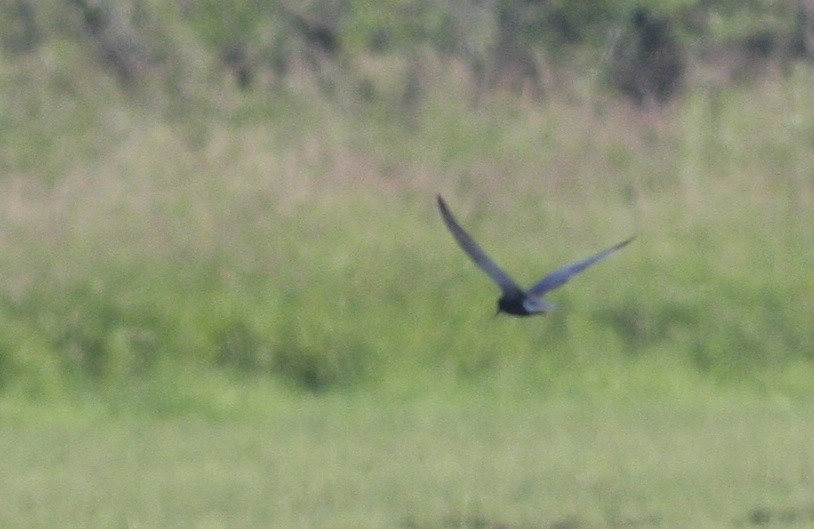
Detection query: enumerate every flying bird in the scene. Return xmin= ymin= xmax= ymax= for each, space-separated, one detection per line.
xmin=437 ymin=195 xmax=634 ymax=316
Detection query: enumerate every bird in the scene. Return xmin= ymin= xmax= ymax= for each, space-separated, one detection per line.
xmin=437 ymin=195 xmax=634 ymax=317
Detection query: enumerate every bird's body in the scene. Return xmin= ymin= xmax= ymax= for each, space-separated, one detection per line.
xmin=497 ymin=292 xmax=555 ymax=317
xmin=436 ymin=195 xmax=634 ymax=317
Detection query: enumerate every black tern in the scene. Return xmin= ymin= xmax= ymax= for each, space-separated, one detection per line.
xmin=437 ymin=195 xmax=634 ymax=317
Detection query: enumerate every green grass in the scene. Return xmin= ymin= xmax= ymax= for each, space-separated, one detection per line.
xmin=1 ymin=39 xmax=814 ymax=529
xmin=2 ymin=70 xmax=812 ymax=394
xmin=2 ymin=386 xmax=814 ymax=529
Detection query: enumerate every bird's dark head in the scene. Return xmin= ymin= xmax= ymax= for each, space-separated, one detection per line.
xmin=496 ymin=297 xmax=511 ymax=316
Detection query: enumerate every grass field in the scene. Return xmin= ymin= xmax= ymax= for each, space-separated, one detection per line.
xmin=1 ymin=34 xmax=814 ymax=529
xmin=2 ymin=386 xmax=814 ymax=529
xmin=2 ymin=70 xmax=812 ymax=394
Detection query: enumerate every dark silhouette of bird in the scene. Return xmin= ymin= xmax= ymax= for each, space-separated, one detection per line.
xmin=437 ymin=195 xmax=634 ymax=316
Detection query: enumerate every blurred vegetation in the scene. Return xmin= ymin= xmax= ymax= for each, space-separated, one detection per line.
xmin=0 ymin=0 xmax=812 ymax=403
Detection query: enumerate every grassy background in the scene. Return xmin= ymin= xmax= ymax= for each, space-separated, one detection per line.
xmin=1 ymin=22 xmax=814 ymax=527
xmin=1 ymin=65 xmax=812 ymax=397
xmin=2 ymin=387 xmax=814 ymax=529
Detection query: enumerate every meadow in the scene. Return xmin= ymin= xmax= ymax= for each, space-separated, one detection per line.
xmin=2 ymin=386 xmax=814 ymax=529
xmin=1 ymin=32 xmax=814 ymax=527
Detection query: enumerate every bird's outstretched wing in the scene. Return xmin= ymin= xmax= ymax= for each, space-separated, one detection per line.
xmin=437 ymin=195 xmax=523 ymax=295
xmin=527 ymin=236 xmax=635 ymax=297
